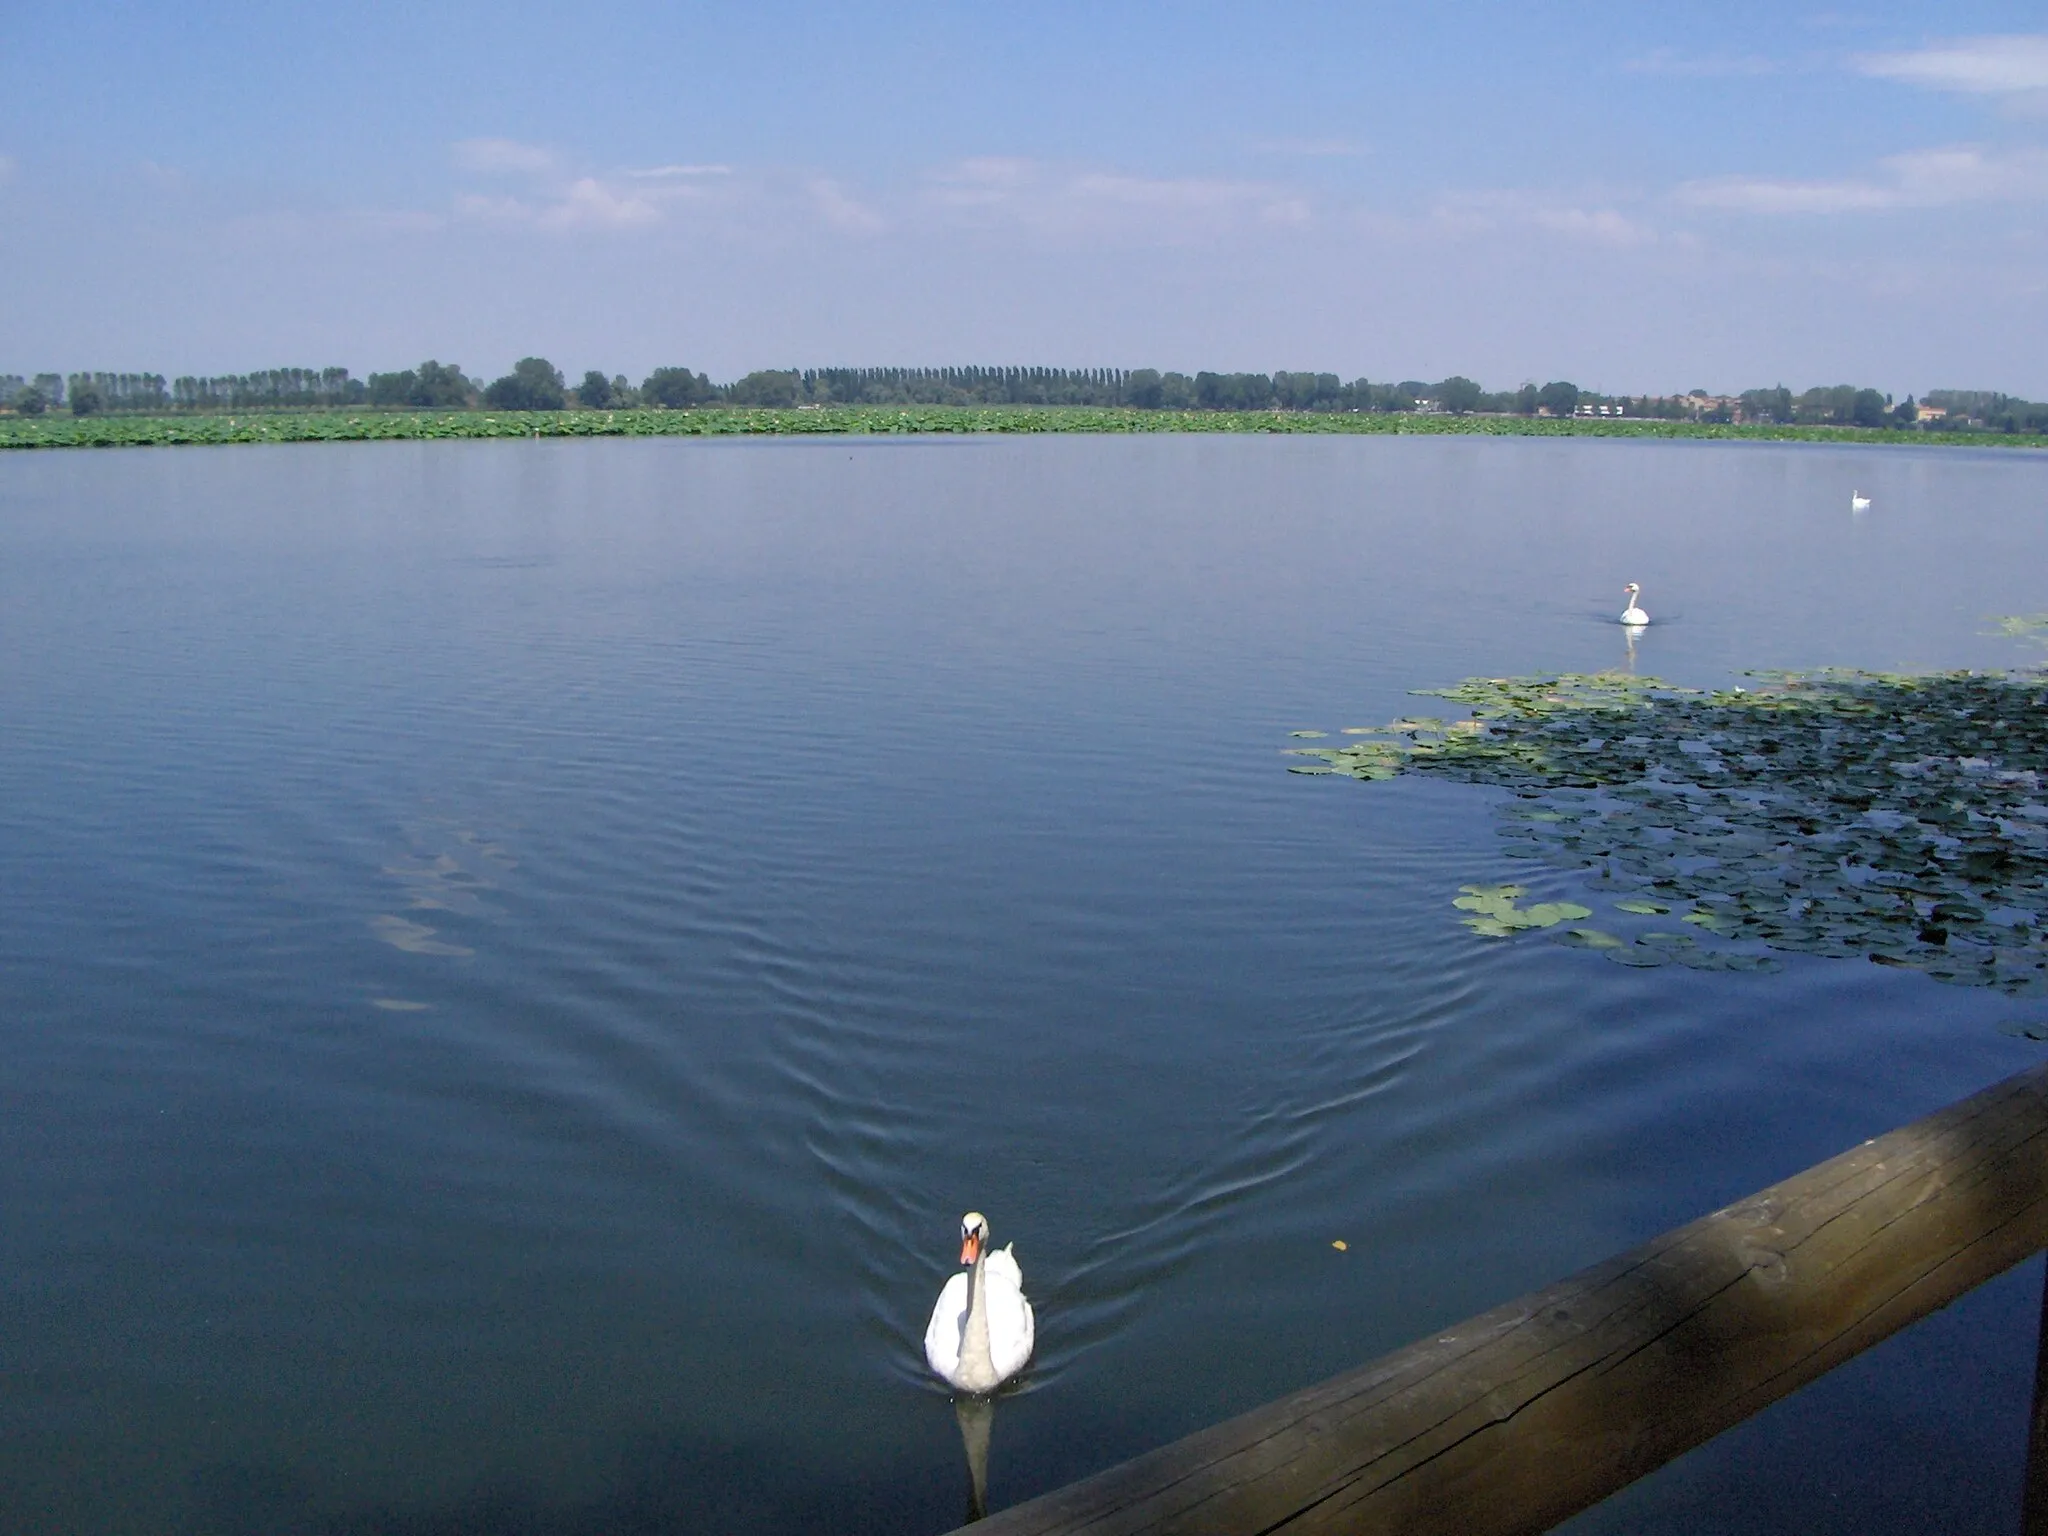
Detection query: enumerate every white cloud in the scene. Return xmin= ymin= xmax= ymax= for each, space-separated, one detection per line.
xmin=450 ymin=137 xmax=734 ymax=232
xmin=1074 ymin=172 xmax=1310 ymax=225
xmin=927 ymin=157 xmax=1037 ymax=208
xmin=1674 ymin=177 xmax=1896 ymax=215
xmin=1675 ymin=144 xmax=2048 ymax=214
xmin=456 ymin=177 xmax=677 ymax=230
xmin=1858 ymin=35 xmax=2048 ymax=94
xmin=442 ymin=147 xmax=1313 ymax=247
xmin=1530 ymin=206 xmax=1659 ymax=245
xmin=624 ymin=164 xmax=734 ymax=180
xmin=454 ymin=191 xmax=533 ymax=221
xmin=925 ymin=158 xmax=1310 ymax=240
xmin=539 ymin=177 xmax=662 ymax=229
xmin=1429 ymin=189 xmax=1660 ymax=246
xmin=452 ymin=137 xmax=559 ymax=176
xmin=807 ymin=178 xmax=886 ymax=234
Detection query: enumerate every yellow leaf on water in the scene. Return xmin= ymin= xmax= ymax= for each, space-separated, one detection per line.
xmin=1331 ymin=1240 xmax=1349 ymax=1251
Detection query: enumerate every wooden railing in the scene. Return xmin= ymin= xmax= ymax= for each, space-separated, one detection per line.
xmin=957 ymin=1059 xmax=2048 ymax=1535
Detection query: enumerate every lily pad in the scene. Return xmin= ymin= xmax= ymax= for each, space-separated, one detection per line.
xmin=1677 ymin=949 xmax=1785 ymax=973
xmin=1553 ymin=927 xmax=1626 ymax=949
xmin=1296 ymin=663 xmax=2048 ymax=990
xmin=1519 ymin=901 xmax=1593 ymax=928
xmin=1454 ymin=886 xmax=1591 ymax=937
xmin=1682 ymin=910 xmax=1744 ymax=936
xmin=1463 ymin=915 xmax=1525 ymax=939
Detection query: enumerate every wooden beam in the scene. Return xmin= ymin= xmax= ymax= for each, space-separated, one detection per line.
xmin=963 ymin=1060 xmax=2048 ymax=1536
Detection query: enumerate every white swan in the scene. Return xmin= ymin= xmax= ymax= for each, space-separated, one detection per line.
xmin=1851 ymin=491 xmax=1871 ymax=511
xmin=1620 ymin=582 xmax=1649 ymax=626
xmin=925 ymin=1211 xmax=1034 ymax=1394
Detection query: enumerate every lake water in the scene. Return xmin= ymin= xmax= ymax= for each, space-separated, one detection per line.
xmin=5 ymin=432 xmax=2048 ymax=1535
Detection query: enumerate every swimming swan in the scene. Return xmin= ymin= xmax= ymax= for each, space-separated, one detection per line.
xmin=1620 ymin=583 xmax=1649 ymax=626
xmin=1851 ymin=491 xmax=1871 ymax=511
xmin=925 ymin=1212 xmax=1034 ymax=1394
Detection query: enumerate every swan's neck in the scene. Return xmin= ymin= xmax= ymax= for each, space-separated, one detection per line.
xmin=960 ymin=1252 xmax=994 ymax=1382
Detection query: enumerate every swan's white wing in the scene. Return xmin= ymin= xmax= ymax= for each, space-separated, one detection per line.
xmin=983 ymin=1245 xmax=1036 ymax=1382
xmin=983 ymin=1245 xmax=1023 ymax=1289
xmin=992 ymin=1293 xmax=1035 ymax=1383
xmin=925 ymin=1271 xmax=970 ymax=1381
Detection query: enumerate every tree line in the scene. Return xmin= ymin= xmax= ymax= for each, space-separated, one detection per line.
xmin=5 ymin=360 xmax=2045 ymax=433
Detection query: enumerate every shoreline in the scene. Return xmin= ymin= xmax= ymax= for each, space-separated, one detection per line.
xmin=4 ymin=404 xmax=2044 ymax=452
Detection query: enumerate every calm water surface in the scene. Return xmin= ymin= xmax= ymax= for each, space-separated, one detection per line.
xmin=5 ymin=434 xmax=2048 ymax=1534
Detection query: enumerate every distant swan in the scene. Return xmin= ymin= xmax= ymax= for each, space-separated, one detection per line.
xmin=1851 ymin=491 xmax=1871 ymax=511
xmin=1620 ymin=582 xmax=1649 ymax=626
xmin=926 ymin=1212 xmax=1034 ymax=1394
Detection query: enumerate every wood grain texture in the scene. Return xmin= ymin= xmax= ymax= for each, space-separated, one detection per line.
xmin=964 ymin=1061 xmax=2048 ymax=1536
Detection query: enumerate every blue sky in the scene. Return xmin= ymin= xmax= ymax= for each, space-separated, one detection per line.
xmin=4 ymin=3 xmax=2047 ymax=395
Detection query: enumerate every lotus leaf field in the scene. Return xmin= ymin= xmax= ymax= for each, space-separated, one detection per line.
xmin=1290 ymin=666 xmax=2048 ymax=989
xmin=4 ymin=406 xmax=2047 ymax=451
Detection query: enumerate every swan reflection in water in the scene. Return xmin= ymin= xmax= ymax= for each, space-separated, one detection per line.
xmin=955 ymin=1395 xmax=996 ymax=1521
xmin=927 ymin=1212 xmax=1036 ymax=1520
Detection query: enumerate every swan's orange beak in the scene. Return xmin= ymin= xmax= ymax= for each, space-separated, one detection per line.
xmin=960 ymin=1232 xmax=982 ymax=1265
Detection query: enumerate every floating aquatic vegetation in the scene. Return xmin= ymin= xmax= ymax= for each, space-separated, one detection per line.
xmin=1555 ymin=927 xmax=1625 ymax=950
xmin=1290 ymin=667 xmax=2048 ymax=993
xmin=1993 ymin=615 xmax=2048 ymax=644
xmin=1452 ymin=883 xmax=1591 ymax=938
xmin=9 ymin=408 xmax=2047 ymax=453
